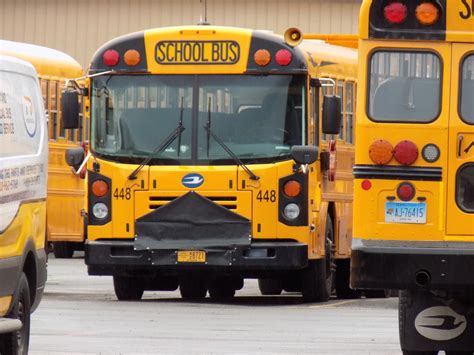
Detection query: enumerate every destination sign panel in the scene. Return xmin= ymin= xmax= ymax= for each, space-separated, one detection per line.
xmin=155 ymin=40 xmax=240 ymax=65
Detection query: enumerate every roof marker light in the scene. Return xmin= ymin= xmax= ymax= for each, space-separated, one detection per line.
xmin=415 ymin=2 xmax=439 ymax=26
xmin=254 ymin=49 xmax=271 ymax=66
xmin=103 ymin=49 xmax=120 ymax=66
xmin=275 ymin=49 xmax=292 ymax=66
xmin=124 ymin=49 xmax=141 ymax=66
xmin=384 ymin=2 xmax=408 ymax=24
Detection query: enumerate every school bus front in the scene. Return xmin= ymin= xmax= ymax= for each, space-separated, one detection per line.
xmin=68 ymin=26 xmax=350 ymax=302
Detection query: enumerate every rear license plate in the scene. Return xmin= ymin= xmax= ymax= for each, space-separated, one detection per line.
xmin=177 ymin=250 xmax=206 ymax=263
xmin=385 ymin=202 xmax=427 ymax=224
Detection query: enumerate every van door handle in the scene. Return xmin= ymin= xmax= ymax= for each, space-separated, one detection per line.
xmin=458 ymin=134 xmax=464 ymax=158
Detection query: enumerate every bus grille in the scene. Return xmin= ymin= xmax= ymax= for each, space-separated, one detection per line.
xmin=149 ymin=195 xmax=238 ymax=210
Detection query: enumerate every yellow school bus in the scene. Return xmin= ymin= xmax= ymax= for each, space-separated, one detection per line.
xmin=62 ymin=26 xmax=359 ymax=302
xmin=0 ymin=40 xmax=87 ymax=259
xmin=0 ymin=54 xmax=48 ymax=354
xmin=350 ymin=1 xmax=474 ymax=352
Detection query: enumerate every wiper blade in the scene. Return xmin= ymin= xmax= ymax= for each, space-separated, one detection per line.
xmin=203 ymin=99 xmax=259 ymax=181
xmin=128 ymin=98 xmax=185 ymax=180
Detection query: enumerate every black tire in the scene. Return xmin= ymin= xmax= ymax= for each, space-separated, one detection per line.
xmin=258 ymin=278 xmax=283 ymax=296
xmin=209 ymin=279 xmax=235 ymax=301
xmin=113 ymin=276 xmax=144 ymax=301
xmin=301 ymin=215 xmax=335 ymax=303
xmin=335 ymin=259 xmax=362 ymax=299
xmin=179 ymin=278 xmax=207 ymax=300
xmin=0 ymin=273 xmax=31 ymax=355
xmin=52 ymin=242 xmax=74 ymax=259
xmin=365 ymin=289 xmax=391 ymax=298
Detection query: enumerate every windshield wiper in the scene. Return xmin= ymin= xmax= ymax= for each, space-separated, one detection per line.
xmin=203 ymin=98 xmax=259 ymax=181
xmin=128 ymin=98 xmax=185 ymax=180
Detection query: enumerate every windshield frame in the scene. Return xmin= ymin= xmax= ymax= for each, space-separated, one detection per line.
xmin=89 ymin=74 xmax=308 ymax=165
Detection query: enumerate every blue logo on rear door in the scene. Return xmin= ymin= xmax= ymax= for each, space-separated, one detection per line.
xmin=182 ymin=173 xmax=204 ymax=188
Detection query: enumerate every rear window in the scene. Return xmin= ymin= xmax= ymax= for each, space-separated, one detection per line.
xmin=368 ymin=51 xmax=441 ymax=123
xmin=460 ymin=54 xmax=474 ymax=124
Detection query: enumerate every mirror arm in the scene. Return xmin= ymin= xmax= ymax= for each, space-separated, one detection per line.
xmin=70 ymin=151 xmax=92 ymax=176
xmin=318 ymin=78 xmax=336 ymax=88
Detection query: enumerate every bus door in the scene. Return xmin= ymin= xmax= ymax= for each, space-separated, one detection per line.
xmin=446 ymin=44 xmax=474 ymax=236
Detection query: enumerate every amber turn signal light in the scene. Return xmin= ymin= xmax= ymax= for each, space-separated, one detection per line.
xmin=254 ymin=49 xmax=271 ymax=66
xmin=415 ymin=2 xmax=439 ymax=26
xmin=283 ymin=180 xmax=302 ymax=198
xmin=124 ymin=49 xmax=141 ymax=66
xmin=369 ymin=139 xmax=393 ymax=165
xmin=91 ymin=180 xmax=109 ymax=197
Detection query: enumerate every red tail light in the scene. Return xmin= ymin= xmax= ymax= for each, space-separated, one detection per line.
xmin=394 ymin=140 xmax=418 ymax=165
xmin=397 ymin=182 xmax=415 ymax=201
xmin=91 ymin=180 xmax=109 ymax=197
xmin=384 ymin=2 xmax=408 ymax=24
xmin=103 ymin=49 xmax=120 ymax=66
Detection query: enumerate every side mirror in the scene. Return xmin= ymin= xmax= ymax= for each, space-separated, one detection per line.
xmin=61 ymin=91 xmax=80 ymax=129
xmin=322 ymin=95 xmax=342 ymax=135
xmin=291 ymin=145 xmax=319 ymax=165
xmin=65 ymin=147 xmax=85 ymax=168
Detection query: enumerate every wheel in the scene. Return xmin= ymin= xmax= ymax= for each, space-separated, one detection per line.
xmin=52 ymin=242 xmax=74 ymax=259
xmin=179 ymin=278 xmax=207 ymax=300
xmin=365 ymin=289 xmax=391 ymax=298
xmin=0 ymin=273 xmax=31 ymax=355
xmin=301 ymin=215 xmax=335 ymax=303
xmin=209 ymin=279 xmax=235 ymax=301
xmin=335 ymin=259 xmax=362 ymax=299
xmin=113 ymin=276 xmax=144 ymax=301
xmin=258 ymin=278 xmax=283 ymax=295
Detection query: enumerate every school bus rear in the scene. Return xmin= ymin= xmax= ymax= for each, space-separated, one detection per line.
xmin=350 ymin=0 xmax=474 ymax=352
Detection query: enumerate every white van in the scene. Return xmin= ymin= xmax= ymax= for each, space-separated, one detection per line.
xmin=0 ymin=55 xmax=48 ymax=354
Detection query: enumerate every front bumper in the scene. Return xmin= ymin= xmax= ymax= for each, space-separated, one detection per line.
xmin=85 ymin=240 xmax=308 ymax=276
xmin=351 ymin=238 xmax=474 ymax=290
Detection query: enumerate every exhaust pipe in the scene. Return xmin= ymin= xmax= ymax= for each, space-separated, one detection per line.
xmin=415 ymin=270 xmax=431 ymax=287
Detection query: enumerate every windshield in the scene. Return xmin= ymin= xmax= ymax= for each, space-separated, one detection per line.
xmin=91 ymin=75 xmax=306 ymax=164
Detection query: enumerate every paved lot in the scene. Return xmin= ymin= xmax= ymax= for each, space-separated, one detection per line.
xmin=30 ymin=255 xmax=401 ymax=354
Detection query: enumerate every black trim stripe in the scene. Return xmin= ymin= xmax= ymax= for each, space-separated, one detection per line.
xmin=353 ymin=165 xmax=442 ymax=181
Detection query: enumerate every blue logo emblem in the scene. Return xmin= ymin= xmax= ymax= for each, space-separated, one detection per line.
xmin=182 ymin=173 xmax=204 ymax=188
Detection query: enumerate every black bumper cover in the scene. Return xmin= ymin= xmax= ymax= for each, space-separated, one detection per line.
xmin=351 ymin=238 xmax=474 ymax=290
xmin=85 ymin=240 xmax=308 ymax=276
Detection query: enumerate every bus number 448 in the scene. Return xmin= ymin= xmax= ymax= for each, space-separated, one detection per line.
xmin=113 ymin=188 xmax=131 ymax=200
xmin=256 ymin=190 xmax=276 ymax=203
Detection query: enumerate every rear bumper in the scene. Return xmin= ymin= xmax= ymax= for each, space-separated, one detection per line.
xmin=85 ymin=240 xmax=308 ymax=276
xmin=351 ymin=238 xmax=474 ymax=290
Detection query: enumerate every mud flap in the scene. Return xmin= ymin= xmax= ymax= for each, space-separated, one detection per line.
xmin=400 ymin=289 xmax=474 ymax=352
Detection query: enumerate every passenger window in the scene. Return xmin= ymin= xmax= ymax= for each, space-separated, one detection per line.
xmin=346 ymin=82 xmax=354 ymax=144
xmin=337 ymin=80 xmax=344 ymax=140
xmin=50 ymin=81 xmax=58 ymax=140
xmin=457 ymin=164 xmax=474 ymax=213
xmin=460 ymin=54 xmax=474 ymax=124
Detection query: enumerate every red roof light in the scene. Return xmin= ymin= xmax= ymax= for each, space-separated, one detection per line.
xmin=275 ymin=49 xmax=292 ymax=66
xmin=103 ymin=49 xmax=120 ymax=66
xmin=384 ymin=2 xmax=408 ymax=24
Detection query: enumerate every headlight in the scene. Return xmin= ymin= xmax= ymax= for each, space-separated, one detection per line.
xmin=283 ymin=203 xmax=300 ymax=220
xmin=92 ymin=202 xmax=109 ymax=219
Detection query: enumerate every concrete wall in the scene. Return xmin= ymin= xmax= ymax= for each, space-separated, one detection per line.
xmin=0 ymin=0 xmax=361 ymax=68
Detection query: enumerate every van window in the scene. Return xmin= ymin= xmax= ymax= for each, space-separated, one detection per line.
xmin=0 ymin=71 xmax=42 ymax=158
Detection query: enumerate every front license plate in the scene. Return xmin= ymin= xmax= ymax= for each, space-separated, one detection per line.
xmin=177 ymin=250 xmax=206 ymax=263
xmin=385 ymin=202 xmax=427 ymax=224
